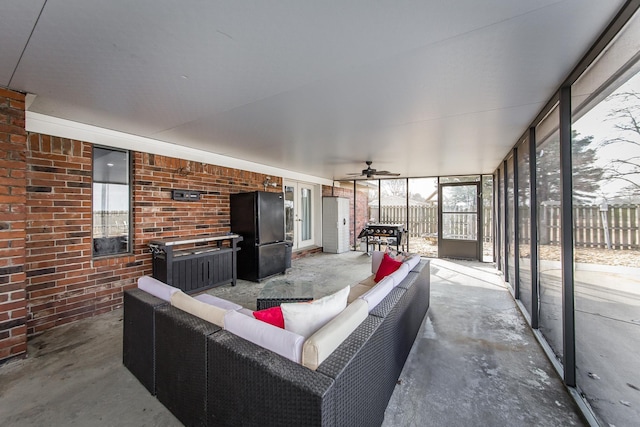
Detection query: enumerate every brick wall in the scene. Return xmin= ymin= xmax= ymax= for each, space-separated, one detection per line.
xmin=0 ymin=88 xmax=28 ymax=361
xmin=20 ymin=141 xmax=280 ymax=342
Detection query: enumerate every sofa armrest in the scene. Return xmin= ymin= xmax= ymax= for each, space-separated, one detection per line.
xmin=154 ymin=305 xmax=221 ymax=427
xmin=316 ymin=315 xmax=393 ymax=427
xmin=207 ymin=330 xmax=336 ymax=426
xmin=122 ymin=288 xmax=168 ymax=395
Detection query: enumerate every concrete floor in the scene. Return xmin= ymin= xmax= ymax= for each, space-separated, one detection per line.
xmin=0 ymin=252 xmax=585 ymax=426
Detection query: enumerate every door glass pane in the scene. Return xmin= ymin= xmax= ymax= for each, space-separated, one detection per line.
xmin=301 ymin=187 xmax=311 ymax=241
xmin=408 ymin=178 xmax=438 ymax=257
xmin=284 ymin=185 xmax=294 ymax=243
xmin=518 ymin=138 xmax=533 ymax=316
xmin=442 ymin=185 xmax=477 ymax=240
xmin=536 ymin=105 xmax=564 ymax=364
xmin=571 ymin=15 xmax=640 ymax=425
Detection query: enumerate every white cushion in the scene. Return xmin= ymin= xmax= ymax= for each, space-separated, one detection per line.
xmin=137 ymin=276 xmax=179 ymax=301
xmin=403 ymin=254 xmax=421 ymax=271
xmin=348 ymin=284 xmax=371 ymax=304
xmin=371 ymin=251 xmax=384 ymax=274
xmin=194 ymin=293 xmax=242 ymax=311
xmin=281 ymin=286 xmax=350 ymax=338
xmin=358 ymin=274 xmax=376 ymax=288
xmin=302 ymin=299 xmax=368 ymax=370
xmin=387 ymin=263 xmax=409 ymax=287
xmin=358 ymin=276 xmax=394 ymax=311
xmin=170 ymin=291 xmax=227 ymax=327
xmin=224 ymin=310 xmax=305 ymax=363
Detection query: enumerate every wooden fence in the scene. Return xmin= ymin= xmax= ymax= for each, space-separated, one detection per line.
xmin=533 ymin=203 xmax=639 ymax=249
xmin=380 ymin=204 xmax=639 ymax=249
xmin=379 ymin=205 xmax=493 ymax=242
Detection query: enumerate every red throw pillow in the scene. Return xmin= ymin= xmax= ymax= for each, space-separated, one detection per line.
xmin=375 ymin=253 xmax=403 ymax=283
xmin=253 ymin=306 xmax=285 ymax=328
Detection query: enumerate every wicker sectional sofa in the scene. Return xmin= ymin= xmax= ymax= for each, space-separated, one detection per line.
xmin=123 ymin=253 xmax=430 ymax=426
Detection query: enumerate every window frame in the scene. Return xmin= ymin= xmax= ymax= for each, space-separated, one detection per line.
xmin=92 ymin=145 xmax=132 ymax=258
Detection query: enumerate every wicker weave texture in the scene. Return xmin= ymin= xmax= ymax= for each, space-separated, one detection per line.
xmin=155 ymin=305 xmax=220 ymax=427
xmin=122 ymin=289 xmax=167 ymax=395
xmin=207 ymin=330 xmax=335 ymax=426
xmin=256 ymin=296 xmax=313 ymax=310
xmin=316 ymin=315 xmax=394 ymax=427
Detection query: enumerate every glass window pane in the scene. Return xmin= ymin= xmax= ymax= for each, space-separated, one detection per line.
xmin=442 ymin=213 xmax=477 ymax=240
xmin=408 ymin=177 xmax=438 ymax=257
xmin=535 ymin=106 xmax=564 ymax=364
xmin=352 ymin=181 xmax=375 ymax=252
xmin=482 ymin=175 xmax=494 ymax=262
xmin=92 ymin=147 xmax=130 ymax=257
xmin=442 ymin=186 xmax=477 ymax=212
xmin=507 ymin=156 xmax=516 ymax=289
xmin=365 ymin=180 xmax=380 ymax=223
xmin=440 ymin=175 xmax=480 ymax=183
xmin=301 ymin=187 xmax=311 ymax=241
xmin=93 ymin=147 xmax=129 ymax=184
xmin=572 ymin=13 xmax=640 ymax=425
xmin=498 ymin=168 xmax=506 ymax=273
xmin=284 ymin=185 xmax=294 ymax=243
xmin=380 ymin=179 xmax=407 ymax=224
xmin=518 ymin=138 xmax=533 ymax=317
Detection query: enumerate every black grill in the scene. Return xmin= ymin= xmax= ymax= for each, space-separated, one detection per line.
xmin=358 ymin=223 xmax=406 ymax=252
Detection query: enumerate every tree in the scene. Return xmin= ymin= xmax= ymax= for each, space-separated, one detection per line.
xmin=600 ymin=90 xmax=640 ymax=194
xmin=536 ymin=130 xmax=604 ymax=204
xmin=380 ymin=179 xmax=406 ymax=197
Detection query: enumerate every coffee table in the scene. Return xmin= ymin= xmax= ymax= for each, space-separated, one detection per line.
xmin=256 ymin=280 xmax=313 ymax=310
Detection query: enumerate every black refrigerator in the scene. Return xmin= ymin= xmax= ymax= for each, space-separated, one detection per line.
xmin=230 ymin=191 xmax=288 ymax=281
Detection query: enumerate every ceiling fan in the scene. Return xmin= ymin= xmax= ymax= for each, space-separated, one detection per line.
xmin=346 ymin=161 xmax=400 ymax=178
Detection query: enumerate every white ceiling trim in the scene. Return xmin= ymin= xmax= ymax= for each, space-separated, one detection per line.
xmin=25 ymin=111 xmax=333 ymax=186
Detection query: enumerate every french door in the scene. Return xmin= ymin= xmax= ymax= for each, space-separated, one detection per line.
xmin=284 ymin=181 xmax=314 ymax=250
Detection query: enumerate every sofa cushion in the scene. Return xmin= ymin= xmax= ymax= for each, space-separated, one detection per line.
xmin=225 ymin=310 xmax=305 ymax=363
xmin=374 ymin=253 xmax=402 ymax=282
xmin=403 ymin=254 xmax=421 ymax=271
xmin=194 ymin=293 xmax=242 ymax=311
xmin=281 ymin=286 xmax=350 ymax=338
xmin=170 ymin=291 xmax=227 ymax=327
xmin=302 ymin=298 xmax=368 ymax=370
xmin=348 ymin=284 xmax=371 ymax=304
xmin=387 ymin=263 xmax=410 ymax=288
xmin=138 ymin=276 xmax=180 ymax=302
xmin=359 ymin=276 xmax=394 ymax=311
xmin=359 ymin=274 xmax=377 ymax=288
xmin=253 ymin=306 xmax=285 ymax=328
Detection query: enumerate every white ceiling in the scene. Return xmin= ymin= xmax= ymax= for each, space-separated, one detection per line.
xmin=1 ymin=0 xmax=626 ymax=180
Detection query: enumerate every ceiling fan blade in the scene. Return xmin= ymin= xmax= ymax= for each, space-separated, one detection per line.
xmin=344 ymin=161 xmax=399 ymax=178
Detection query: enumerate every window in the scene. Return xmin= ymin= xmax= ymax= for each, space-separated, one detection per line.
xmin=92 ymin=147 xmax=131 ymax=257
